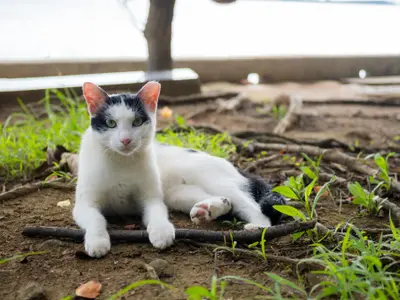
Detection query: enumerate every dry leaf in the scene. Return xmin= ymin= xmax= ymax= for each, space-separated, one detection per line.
xmin=57 ymin=199 xmax=71 ymax=207
xmin=159 ymin=107 xmax=173 ymax=119
xmin=75 ymin=280 xmax=102 ymax=299
xmin=314 ymin=186 xmax=329 ymax=199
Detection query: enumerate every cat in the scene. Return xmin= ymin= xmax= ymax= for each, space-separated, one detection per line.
xmin=73 ymin=81 xmax=175 ymax=258
xmin=73 ymin=81 xmax=286 ymax=258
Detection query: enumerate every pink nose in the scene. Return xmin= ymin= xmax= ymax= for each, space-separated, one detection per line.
xmin=120 ymin=138 xmax=132 ymax=145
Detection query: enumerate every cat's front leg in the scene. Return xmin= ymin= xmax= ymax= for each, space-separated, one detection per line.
xmin=142 ymin=199 xmax=175 ymax=249
xmin=73 ymin=199 xmax=110 ymax=258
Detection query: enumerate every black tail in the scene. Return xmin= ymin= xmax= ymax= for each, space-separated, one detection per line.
xmin=238 ymin=170 xmax=286 ymax=225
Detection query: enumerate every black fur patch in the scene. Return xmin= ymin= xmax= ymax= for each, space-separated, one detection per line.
xmin=238 ymin=170 xmax=286 ymax=225
xmin=186 ymin=149 xmax=198 ymax=153
xmin=91 ymin=93 xmax=150 ymax=132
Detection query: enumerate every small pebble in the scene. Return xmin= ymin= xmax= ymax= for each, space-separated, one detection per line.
xmin=148 ymin=259 xmax=175 ymax=279
xmin=38 ymin=239 xmax=66 ymax=250
xmin=17 ymin=282 xmax=48 ymax=300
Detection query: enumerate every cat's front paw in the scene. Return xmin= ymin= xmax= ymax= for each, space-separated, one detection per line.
xmin=147 ymin=220 xmax=175 ymax=249
xmin=84 ymin=231 xmax=111 ymax=258
xmin=190 ymin=197 xmax=232 ymax=224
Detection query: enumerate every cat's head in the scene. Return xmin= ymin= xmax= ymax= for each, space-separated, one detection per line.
xmin=82 ymin=81 xmax=160 ymax=156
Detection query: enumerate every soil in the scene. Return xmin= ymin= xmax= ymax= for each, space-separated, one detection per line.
xmin=1 ymin=81 xmax=400 ymax=300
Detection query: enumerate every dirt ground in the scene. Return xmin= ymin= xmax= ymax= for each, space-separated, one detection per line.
xmin=1 ymin=81 xmax=400 ymax=299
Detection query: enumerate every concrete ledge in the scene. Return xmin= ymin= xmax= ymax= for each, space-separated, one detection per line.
xmin=1 ymin=55 xmax=400 ymax=83
xmin=0 ymin=68 xmax=200 ymax=107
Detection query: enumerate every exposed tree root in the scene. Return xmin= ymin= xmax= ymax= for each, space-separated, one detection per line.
xmin=184 ymin=93 xmax=248 ymax=120
xmin=273 ymin=96 xmax=303 ymax=135
xmin=22 ymin=220 xmax=316 ymax=244
xmin=392 ymin=180 xmax=400 ymax=194
xmin=158 ymin=91 xmax=239 ymax=106
xmin=251 ymin=143 xmax=377 ymax=176
xmin=376 ymin=197 xmax=400 ymax=226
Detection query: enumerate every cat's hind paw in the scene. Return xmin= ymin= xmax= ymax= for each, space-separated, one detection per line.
xmin=84 ymin=231 xmax=111 ymax=258
xmin=147 ymin=220 xmax=175 ymax=249
xmin=190 ymin=197 xmax=232 ymax=225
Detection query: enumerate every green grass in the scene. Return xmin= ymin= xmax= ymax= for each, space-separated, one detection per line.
xmin=0 ymin=251 xmax=48 ymax=265
xmin=3 ymin=89 xmax=400 ymax=300
xmin=0 ymin=89 xmax=235 ymax=181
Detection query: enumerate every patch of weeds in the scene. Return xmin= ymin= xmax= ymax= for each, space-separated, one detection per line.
xmin=186 ymin=275 xmax=225 ymax=300
xmin=271 ymin=104 xmax=287 ymax=120
xmin=108 ymin=279 xmax=174 ymax=300
xmin=273 ymin=176 xmax=336 ymax=240
xmin=382 ymin=214 xmax=400 ymax=252
xmin=368 ymin=152 xmax=395 ymax=192
xmin=216 ymin=232 xmax=238 ymax=257
xmin=247 ymin=227 xmax=268 ymax=260
xmin=273 ymin=175 xmax=335 ymax=220
xmin=306 ymin=225 xmax=400 ymax=299
xmin=157 ymin=127 xmax=235 ymax=159
xmin=299 ymin=153 xmax=323 ymax=182
xmin=1 ymin=89 xmax=88 ymax=180
xmin=273 ymin=173 xmax=305 ymax=202
xmin=220 ymin=217 xmax=246 ymax=229
xmin=1 ymin=91 xmax=236 ymax=181
xmin=186 ymin=273 xmax=306 ymax=300
xmin=348 ymin=180 xmax=384 ymax=216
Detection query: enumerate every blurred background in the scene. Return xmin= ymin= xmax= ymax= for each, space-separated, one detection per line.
xmin=1 ymin=0 xmax=399 ymax=81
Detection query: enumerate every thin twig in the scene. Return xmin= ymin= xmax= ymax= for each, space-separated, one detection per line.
xmin=117 ymin=0 xmax=144 ymax=32
xmin=22 ymin=221 xmax=316 ymax=244
xmin=273 ymin=96 xmax=303 ymax=135
xmin=0 ymin=179 xmax=75 ymax=203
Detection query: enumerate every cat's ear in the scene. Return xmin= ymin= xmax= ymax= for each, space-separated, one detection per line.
xmin=137 ymin=81 xmax=161 ymax=112
xmin=82 ymin=82 xmax=109 ymax=115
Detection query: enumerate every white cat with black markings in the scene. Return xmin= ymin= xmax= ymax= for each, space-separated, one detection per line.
xmin=73 ymin=81 xmax=285 ymax=258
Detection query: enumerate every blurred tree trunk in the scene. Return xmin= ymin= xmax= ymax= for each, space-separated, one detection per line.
xmin=144 ymin=0 xmax=176 ymax=71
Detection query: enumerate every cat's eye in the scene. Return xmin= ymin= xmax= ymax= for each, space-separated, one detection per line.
xmin=132 ymin=117 xmax=143 ymax=127
xmin=106 ymin=119 xmax=117 ymax=128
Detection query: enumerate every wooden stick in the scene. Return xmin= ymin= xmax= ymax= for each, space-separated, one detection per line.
xmin=0 ymin=180 xmax=75 ymax=203
xmin=22 ymin=220 xmax=316 ymax=244
xmin=273 ymin=96 xmax=303 ymax=135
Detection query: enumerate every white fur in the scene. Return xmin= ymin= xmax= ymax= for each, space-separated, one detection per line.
xmin=155 ymin=144 xmax=272 ymax=228
xmin=73 ymin=102 xmax=174 ymax=258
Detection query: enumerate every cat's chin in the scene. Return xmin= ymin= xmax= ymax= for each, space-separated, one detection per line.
xmin=115 ymin=147 xmax=137 ymax=156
